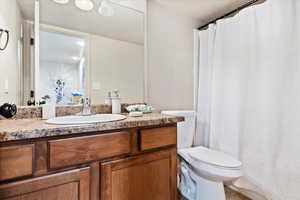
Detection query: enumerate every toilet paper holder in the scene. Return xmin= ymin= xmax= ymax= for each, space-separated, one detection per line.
xmin=0 ymin=28 xmax=9 ymax=51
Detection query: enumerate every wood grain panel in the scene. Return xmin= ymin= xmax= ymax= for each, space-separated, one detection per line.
xmin=170 ymin=148 xmax=178 ymax=200
xmin=0 ymin=145 xmax=33 ymax=181
xmin=34 ymin=141 xmax=48 ymax=176
xmin=6 ymin=182 xmax=79 ymax=200
xmin=140 ymin=126 xmax=177 ymax=151
xmin=90 ymin=162 xmax=100 ymax=200
xmin=49 ymin=132 xmax=130 ymax=169
xmin=112 ymin=159 xmax=170 ymax=200
xmin=0 ymin=167 xmax=90 ymax=200
xmin=101 ymin=148 xmax=177 ymax=200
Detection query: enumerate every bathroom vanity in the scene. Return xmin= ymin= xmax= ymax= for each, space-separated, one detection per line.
xmin=0 ymin=113 xmax=183 ymax=200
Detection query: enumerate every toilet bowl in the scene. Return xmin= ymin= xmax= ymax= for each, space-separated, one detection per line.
xmin=161 ymin=111 xmax=243 ymax=200
xmin=179 ymin=146 xmax=242 ymax=200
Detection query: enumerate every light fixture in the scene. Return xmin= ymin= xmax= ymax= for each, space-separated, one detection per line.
xmin=53 ymin=0 xmax=115 ymax=17
xmin=75 ymin=0 xmax=94 ymax=11
xmin=53 ymin=0 xmax=69 ymax=4
xmin=76 ymin=41 xmax=85 ymax=47
xmin=98 ymin=0 xmax=115 ymax=17
xmin=71 ymin=56 xmax=81 ymax=61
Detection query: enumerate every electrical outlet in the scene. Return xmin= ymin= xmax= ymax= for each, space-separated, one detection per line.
xmin=4 ymin=79 xmax=8 ymax=90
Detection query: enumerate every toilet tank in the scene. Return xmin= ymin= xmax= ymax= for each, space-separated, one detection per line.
xmin=161 ymin=110 xmax=195 ymax=149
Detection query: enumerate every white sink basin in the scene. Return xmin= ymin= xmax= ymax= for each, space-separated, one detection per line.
xmin=46 ymin=114 xmax=127 ymax=125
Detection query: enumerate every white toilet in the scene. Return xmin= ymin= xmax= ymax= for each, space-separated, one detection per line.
xmin=161 ymin=111 xmax=242 ymax=200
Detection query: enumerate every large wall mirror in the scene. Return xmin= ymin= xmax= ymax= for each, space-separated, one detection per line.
xmin=0 ymin=0 xmax=146 ymax=106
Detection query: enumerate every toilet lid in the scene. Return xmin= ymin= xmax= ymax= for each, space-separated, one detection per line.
xmin=188 ymin=147 xmax=242 ymax=169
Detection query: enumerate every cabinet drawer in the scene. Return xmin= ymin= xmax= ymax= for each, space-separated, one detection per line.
xmin=0 ymin=168 xmax=90 ymax=200
xmin=139 ymin=127 xmax=177 ymax=151
xmin=49 ymin=132 xmax=131 ymax=169
xmin=0 ymin=145 xmax=34 ymax=182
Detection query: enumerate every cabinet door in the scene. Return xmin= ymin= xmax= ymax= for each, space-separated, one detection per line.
xmin=0 ymin=168 xmax=90 ymax=200
xmin=101 ymin=149 xmax=177 ymax=200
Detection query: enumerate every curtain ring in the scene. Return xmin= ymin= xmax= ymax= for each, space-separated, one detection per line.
xmin=0 ymin=29 xmax=9 ymax=51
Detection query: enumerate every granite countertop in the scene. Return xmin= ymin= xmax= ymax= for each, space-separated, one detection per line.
xmin=0 ymin=113 xmax=184 ymax=142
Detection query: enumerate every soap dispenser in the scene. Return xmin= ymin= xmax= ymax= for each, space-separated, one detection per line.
xmin=111 ymin=90 xmax=121 ymax=114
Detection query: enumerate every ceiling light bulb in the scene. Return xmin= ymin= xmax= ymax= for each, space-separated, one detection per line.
xmin=75 ymin=0 xmax=94 ymax=11
xmin=77 ymin=41 xmax=85 ymax=47
xmin=53 ymin=0 xmax=69 ymax=4
xmin=71 ymin=56 xmax=81 ymax=61
xmin=98 ymin=0 xmax=115 ymax=17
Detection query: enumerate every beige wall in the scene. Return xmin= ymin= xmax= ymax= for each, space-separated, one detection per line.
xmin=0 ymin=0 xmax=23 ymax=105
xmin=90 ymin=35 xmax=144 ymax=104
xmin=146 ymin=0 xmax=201 ymax=111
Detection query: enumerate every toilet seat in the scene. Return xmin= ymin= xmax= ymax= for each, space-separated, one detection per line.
xmin=178 ymin=147 xmax=242 ymax=182
xmin=187 ymin=146 xmax=242 ymax=170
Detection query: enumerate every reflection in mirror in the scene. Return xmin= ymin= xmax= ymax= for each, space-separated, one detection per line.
xmin=39 ymin=29 xmax=87 ymax=105
xmin=0 ymin=0 xmax=145 ymax=106
xmin=39 ymin=0 xmax=145 ymax=106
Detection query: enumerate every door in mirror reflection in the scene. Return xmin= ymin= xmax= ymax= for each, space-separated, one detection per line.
xmin=39 ymin=29 xmax=87 ymax=105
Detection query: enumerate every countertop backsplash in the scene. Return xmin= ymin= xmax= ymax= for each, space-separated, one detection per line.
xmin=6 ymin=103 xmax=147 ymax=120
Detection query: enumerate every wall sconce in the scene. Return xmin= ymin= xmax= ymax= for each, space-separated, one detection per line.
xmin=0 ymin=29 xmax=9 ymax=51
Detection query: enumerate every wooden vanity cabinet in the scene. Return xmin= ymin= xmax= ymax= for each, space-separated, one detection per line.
xmin=0 ymin=168 xmax=90 ymax=200
xmin=0 ymin=125 xmax=178 ymax=200
xmin=101 ymin=148 xmax=177 ymax=200
xmin=0 ymin=145 xmax=34 ymax=182
xmin=49 ymin=131 xmax=131 ymax=169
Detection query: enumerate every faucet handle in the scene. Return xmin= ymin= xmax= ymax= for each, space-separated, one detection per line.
xmin=86 ymin=98 xmax=91 ymax=106
xmin=81 ymin=97 xmax=91 ymax=106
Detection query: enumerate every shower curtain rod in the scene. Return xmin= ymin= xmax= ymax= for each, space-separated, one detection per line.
xmin=197 ymin=0 xmax=260 ymax=30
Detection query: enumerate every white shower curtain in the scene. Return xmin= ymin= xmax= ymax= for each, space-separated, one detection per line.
xmin=195 ymin=0 xmax=300 ymax=199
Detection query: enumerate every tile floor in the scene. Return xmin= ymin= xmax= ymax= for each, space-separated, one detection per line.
xmin=178 ymin=187 xmax=251 ymax=200
xmin=225 ymin=187 xmax=251 ymax=200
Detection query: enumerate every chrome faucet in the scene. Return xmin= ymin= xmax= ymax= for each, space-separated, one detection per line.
xmin=81 ymin=97 xmax=92 ymax=116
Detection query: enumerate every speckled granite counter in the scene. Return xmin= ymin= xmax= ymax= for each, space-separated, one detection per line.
xmin=0 ymin=113 xmax=184 ymax=142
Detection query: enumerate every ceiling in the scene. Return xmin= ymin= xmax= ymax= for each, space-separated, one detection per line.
xmin=40 ymin=30 xmax=85 ymax=65
xmin=154 ymin=0 xmax=253 ymax=23
xmin=111 ymin=0 xmax=146 ymax=12
xmin=17 ymin=0 xmax=145 ymax=45
xmin=17 ymin=0 xmax=253 ymax=43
